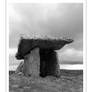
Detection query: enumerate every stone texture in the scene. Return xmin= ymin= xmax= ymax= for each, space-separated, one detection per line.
xmin=23 ymin=48 xmax=40 ymax=77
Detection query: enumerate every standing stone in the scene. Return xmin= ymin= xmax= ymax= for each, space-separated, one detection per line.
xmin=23 ymin=48 xmax=40 ymax=77
xmin=39 ymin=49 xmax=60 ymax=77
xmin=54 ymin=53 xmax=61 ymax=77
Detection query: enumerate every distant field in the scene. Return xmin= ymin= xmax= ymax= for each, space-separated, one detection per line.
xmin=9 ymin=64 xmax=84 ymax=71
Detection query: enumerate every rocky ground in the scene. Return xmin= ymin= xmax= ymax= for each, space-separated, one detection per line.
xmin=9 ymin=70 xmax=83 ymax=92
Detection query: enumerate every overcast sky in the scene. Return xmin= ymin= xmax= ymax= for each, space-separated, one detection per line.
xmin=9 ymin=3 xmax=83 ymax=63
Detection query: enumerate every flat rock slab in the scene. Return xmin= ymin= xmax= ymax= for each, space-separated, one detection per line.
xmin=19 ymin=38 xmax=73 ymax=50
xmin=16 ymin=37 xmax=73 ymax=60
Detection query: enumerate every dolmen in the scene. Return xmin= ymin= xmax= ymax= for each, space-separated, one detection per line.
xmin=16 ymin=36 xmax=73 ymax=78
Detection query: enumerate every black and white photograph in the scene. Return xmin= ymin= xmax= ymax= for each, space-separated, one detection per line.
xmin=9 ymin=1 xmax=84 ymax=92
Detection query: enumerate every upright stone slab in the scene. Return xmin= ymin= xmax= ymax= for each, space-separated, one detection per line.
xmin=23 ymin=48 xmax=40 ymax=77
xmin=40 ymin=49 xmax=60 ymax=77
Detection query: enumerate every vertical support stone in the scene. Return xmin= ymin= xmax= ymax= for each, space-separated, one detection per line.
xmin=23 ymin=48 xmax=40 ymax=77
xmin=39 ymin=49 xmax=60 ymax=77
xmin=54 ymin=53 xmax=60 ymax=77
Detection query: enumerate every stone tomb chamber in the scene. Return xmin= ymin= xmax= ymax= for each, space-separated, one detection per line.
xmin=16 ymin=37 xmax=73 ymax=77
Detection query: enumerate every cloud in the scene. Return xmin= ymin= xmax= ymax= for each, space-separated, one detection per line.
xmin=9 ymin=5 xmax=22 ymax=22
xmin=9 ymin=48 xmax=17 ymax=55
xmin=57 ymin=48 xmax=83 ymax=63
xmin=61 ymin=48 xmax=83 ymax=57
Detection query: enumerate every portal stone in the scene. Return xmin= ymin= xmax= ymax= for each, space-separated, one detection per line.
xmin=23 ymin=48 xmax=40 ymax=77
xmin=39 ymin=49 xmax=60 ymax=77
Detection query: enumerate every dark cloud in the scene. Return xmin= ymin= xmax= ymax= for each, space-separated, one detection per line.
xmin=9 ymin=3 xmax=83 ymax=51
